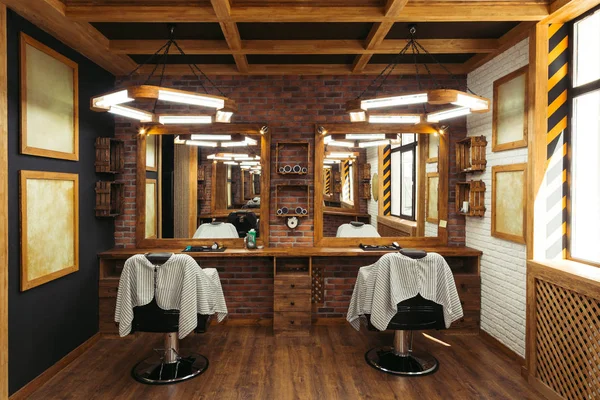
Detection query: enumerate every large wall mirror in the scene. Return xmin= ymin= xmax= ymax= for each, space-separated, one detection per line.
xmin=136 ymin=124 xmax=271 ymax=248
xmin=314 ymin=124 xmax=448 ymax=247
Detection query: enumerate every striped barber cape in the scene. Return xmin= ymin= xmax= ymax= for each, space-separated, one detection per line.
xmin=115 ymin=254 xmax=228 ymax=339
xmin=346 ymin=252 xmax=463 ymax=331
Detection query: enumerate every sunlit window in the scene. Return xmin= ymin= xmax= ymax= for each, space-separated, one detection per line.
xmin=574 ymin=8 xmax=600 ymax=87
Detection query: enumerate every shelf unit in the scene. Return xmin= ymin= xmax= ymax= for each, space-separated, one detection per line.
xmin=95 ymin=137 xmax=124 ymax=174
xmin=456 ymin=136 xmax=487 ymax=173
xmin=276 ymin=141 xmax=310 ymax=175
xmin=456 ymin=180 xmax=486 ymax=217
xmin=273 ymin=256 xmax=311 ymax=336
xmin=95 ymin=181 xmax=125 ymax=217
xmin=275 ymin=184 xmax=310 ymax=218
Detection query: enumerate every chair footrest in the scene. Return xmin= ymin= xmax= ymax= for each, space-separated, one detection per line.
xmin=365 ymin=346 xmax=438 ymax=376
xmin=132 ymin=352 xmax=208 ymax=385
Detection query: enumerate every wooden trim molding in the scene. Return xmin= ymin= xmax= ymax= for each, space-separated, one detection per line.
xmin=0 ymin=4 xmax=8 ymax=398
xmin=479 ymin=330 xmax=525 ymax=366
xmin=9 ymin=333 xmax=101 ymax=400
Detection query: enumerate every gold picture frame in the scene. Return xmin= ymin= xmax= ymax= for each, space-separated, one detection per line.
xmin=426 ymin=172 xmax=439 ymax=223
xmin=492 ymin=163 xmax=527 ymax=243
xmin=426 ymin=134 xmax=439 ymax=163
xmin=492 ymin=66 xmax=529 ymax=152
xmin=146 ymin=134 xmax=158 ymax=171
xmin=145 ymin=178 xmax=157 ymax=239
xmin=20 ymin=33 xmax=79 ymax=161
xmin=20 ymin=170 xmax=79 ymax=291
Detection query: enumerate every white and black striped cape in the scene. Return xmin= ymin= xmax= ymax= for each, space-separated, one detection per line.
xmin=115 ymin=254 xmax=228 ymax=339
xmin=346 ymin=252 xmax=463 ymax=331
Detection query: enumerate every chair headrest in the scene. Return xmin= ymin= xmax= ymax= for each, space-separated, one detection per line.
xmin=145 ymin=252 xmax=173 ymax=264
xmin=399 ymin=249 xmax=427 ymax=259
xmin=350 ymin=221 xmax=365 ymax=227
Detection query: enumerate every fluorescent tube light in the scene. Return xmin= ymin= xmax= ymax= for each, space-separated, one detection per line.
xmin=185 ymin=140 xmax=218 ymax=147
xmin=93 ymin=90 xmax=133 ymax=109
xmin=158 ymin=89 xmax=225 ymax=109
xmin=327 ymin=140 xmax=355 ymax=148
xmin=159 ymin=115 xmax=212 ymax=124
xmin=349 ymin=111 xmax=367 ymax=122
xmin=326 ymin=152 xmax=356 ymax=159
xmin=368 ymin=115 xmax=421 ymax=124
xmin=108 ymin=105 xmax=153 ymax=122
xmin=240 ymin=161 xmax=260 ymax=166
xmin=220 ymin=141 xmax=248 ymax=147
xmin=324 ymin=159 xmax=341 ymax=164
xmin=452 ymin=93 xmax=489 ymax=111
xmin=346 ymin=134 xmax=386 ymax=140
xmin=358 ymin=140 xmax=391 ymax=148
xmin=215 ymin=110 xmax=233 ymax=123
xmin=207 ymin=154 xmax=232 ymax=160
xmin=223 ymin=161 xmax=238 ymax=165
xmin=426 ymin=107 xmax=471 ymax=123
xmin=191 ymin=134 xmax=231 ymax=141
xmin=361 ymin=93 xmax=427 ymax=110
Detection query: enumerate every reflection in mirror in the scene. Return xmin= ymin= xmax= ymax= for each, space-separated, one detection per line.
xmin=150 ymin=134 xmax=263 ymax=240
xmin=321 ymin=133 xmax=440 ymax=239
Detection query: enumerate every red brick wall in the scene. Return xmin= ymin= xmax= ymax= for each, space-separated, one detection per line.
xmin=114 ymin=74 xmax=467 ymax=248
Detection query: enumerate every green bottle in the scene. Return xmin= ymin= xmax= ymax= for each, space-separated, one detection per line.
xmin=247 ymin=229 xmax=257 ymax=249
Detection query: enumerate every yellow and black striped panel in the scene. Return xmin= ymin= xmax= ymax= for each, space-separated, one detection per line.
xmin=324 ymin=168 xmax=332 ymax=195
xmin=382 ymin=145 xmax=391 ymax=215
xmin=546 ymin=23 xmax=568 ymax=259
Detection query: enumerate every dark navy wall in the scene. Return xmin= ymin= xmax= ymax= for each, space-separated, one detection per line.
xmin=7 ymin=10 xmax=115 ymax=394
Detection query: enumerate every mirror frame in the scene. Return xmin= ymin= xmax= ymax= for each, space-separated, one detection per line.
xmin=136 ymin=123 xmax=271 ymax=248
xmin=313 ymin=123 xmax=449 ymax=247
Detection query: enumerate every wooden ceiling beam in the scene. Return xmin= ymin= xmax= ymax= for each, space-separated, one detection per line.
xmin=210 ymin=0 xmax=248 ymax=73
xmin=65 ymin=3 xmax=549 ymax=22
xmin=137 ymin=63 xmax=467 ymax=76
xmin=463 ymin=21 xmax=536 ymax=73
xmin=111 ymin=39 xmax=498 ymax=55
xmin=541 ymin=0 xmax=600 ymax=23
xmin=4 ymin=0 xmax=136 ymax=75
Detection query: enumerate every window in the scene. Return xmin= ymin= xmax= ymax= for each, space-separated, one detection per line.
xmin=569 ymin=6 xmax=600 ymax=266
xmin=390 ymin=134 xmax=417 ymax=220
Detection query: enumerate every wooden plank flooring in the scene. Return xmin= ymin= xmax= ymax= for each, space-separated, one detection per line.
xmin=26 ymin=325 xmax=543 ymax=399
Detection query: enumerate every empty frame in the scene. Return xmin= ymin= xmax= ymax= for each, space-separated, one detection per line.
xmin=145 ymin=179 xmax=157 ymax=239
xmin=492 ymin=66 xmax=528 ymax=152
xmin=426 ymin=172 xmax=439 ymax=223
xmin=492 ymin=164 xmax=527 ymax=243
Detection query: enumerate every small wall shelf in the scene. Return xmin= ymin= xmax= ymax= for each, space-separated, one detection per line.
xmin=275 ymin=184 xmax=310 ymax=217
xmin=95 ymin=137 xmax=124 ymax=174
xmin=456 ymin=180 xmax=486 ymax=217
xmin=276 ymin=141 xmax=310 ymax=175
xmin=360 ymin=163 xmax=371 ymax=181
xmin=456 ymin=136 xmax=487 ymax=173
xmin=95 ymin=181 xmax=125 ymax=217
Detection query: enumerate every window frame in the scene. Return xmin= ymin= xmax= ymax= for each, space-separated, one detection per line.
xmin=567 ymin=4 xmax=600 ymax=268
xmin=390 ymin=134 xmax=417 ymax=221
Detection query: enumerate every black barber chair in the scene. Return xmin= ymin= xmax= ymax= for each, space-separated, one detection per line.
xmin=365 ymin=249 xmax=446 ymax=376
xmin=130 ymin=253 xmax=211 ymax=385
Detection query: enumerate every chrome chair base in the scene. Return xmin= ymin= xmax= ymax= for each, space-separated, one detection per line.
xmin=132 ymin=352 xmax=208 ymax=385
xmin=365 ymin=346 xmax=438 ymax=376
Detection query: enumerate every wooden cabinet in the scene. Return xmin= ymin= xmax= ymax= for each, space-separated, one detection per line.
xmin=273 ymin=257 xmax=311 ymax=335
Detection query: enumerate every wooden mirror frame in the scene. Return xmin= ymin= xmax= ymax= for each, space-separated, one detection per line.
xmin=135 ymin=123 xmax=271 ymax=248
xmin=313 ymin=123 xmax=449 ymax=247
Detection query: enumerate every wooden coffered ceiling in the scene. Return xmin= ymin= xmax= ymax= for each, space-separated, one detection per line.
xmin=4 ymin=0 xmax=598 ymax=76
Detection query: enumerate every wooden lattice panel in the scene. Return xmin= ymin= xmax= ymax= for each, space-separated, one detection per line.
xmin=535 ymin=279 xmax=600 ymax=399
xmin=311 ymin=266 xmax=323 ymax=304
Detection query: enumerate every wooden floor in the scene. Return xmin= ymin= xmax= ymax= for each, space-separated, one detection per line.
xmin=28 ymin=325 xmax=542 ymax=400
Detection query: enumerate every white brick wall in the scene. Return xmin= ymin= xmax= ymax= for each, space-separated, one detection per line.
xmin=367 ymin=146 xmax=378 ymax=226
xmin=466 ymin=38 xmax=529 ymax=357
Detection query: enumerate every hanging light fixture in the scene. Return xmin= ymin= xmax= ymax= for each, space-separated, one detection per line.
xmin=90 ymin=24 xmax=237 ymax=125
xmin=346 ymin=25 xmax=489 ymax=126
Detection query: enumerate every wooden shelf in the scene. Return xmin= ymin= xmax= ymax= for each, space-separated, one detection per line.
xmin=95 ymin=181 xmax=124 ymax=218
xmin=275 ymin=184 xmax=310 ymax=219
xmin=276 ymin=213 xmax=309 ymax=218
xmin=456 ymin=136 xmax=487 ymax=173
xmin=95 ymin=137 xmax=124 ymax=174
xmin=276 ymin=141 xmax=310 ymax=175
xmin=456 ymin=180 xmax=486 ymax=217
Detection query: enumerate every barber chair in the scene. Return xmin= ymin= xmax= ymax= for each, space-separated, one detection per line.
xmin=227 ymin=211 xmax=258 ymax=237
xmin=130 ymin=253 xmax=211 ymax=385
xmin=364 ymin=249 xmax=446 ymax=376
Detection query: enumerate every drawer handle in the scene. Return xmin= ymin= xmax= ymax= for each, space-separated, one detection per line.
xmin=290 ymin=284 xmax=295 ymax=289
xmin=290 ymin=320 xmax=295 ymax=325
xmin=290 ymin=301 xmax=295 ymax=306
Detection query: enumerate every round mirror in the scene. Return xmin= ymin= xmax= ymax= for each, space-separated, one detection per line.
xmin=371 ymin=173 xmax=379 ymax=201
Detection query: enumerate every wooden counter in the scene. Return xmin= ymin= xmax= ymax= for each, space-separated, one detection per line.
xmin=98 ymin=246 xmax=482 ymax=335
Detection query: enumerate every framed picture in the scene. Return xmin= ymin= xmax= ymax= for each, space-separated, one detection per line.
xmin=146 ymin=135 xmax=158 ymax=171
xmin=426 ymin=172 xmax=439 ymax=224
xmin=492 ymin=66 xmax=528 ymax=152
xmin=20 ymin=171 xmax=79 ymax=291
xmin=20 ymin=33 xmax=78 ymax=161
xmin=145 ymin=178 xmax=157 ymax=239
xmin=492 ymin=164 xmax=527 ymax=243
xmin=427 ymin=134 xmax=439 ymax=163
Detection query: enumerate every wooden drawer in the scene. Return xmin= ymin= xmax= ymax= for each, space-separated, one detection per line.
xmin=454 ymin=275 xmax=481 ymax=311
xmin=273 ymin=312 xmax=311 ymax=333
xmin=274 ymin=275 xmax=311 ymax=292
xmin=274 ymin=293 xmax=311 ymax=312
xmin=99 ymin=280 xmax=119 ymax=298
